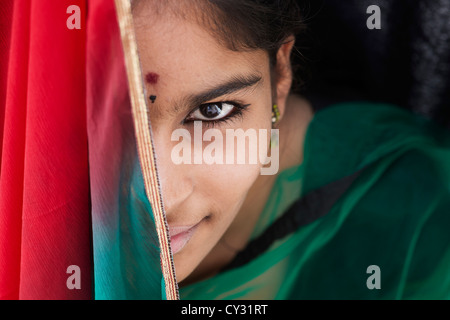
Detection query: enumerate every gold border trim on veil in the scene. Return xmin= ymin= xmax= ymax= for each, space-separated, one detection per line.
xmin=114 ymin=0 xmax=179 ymax=300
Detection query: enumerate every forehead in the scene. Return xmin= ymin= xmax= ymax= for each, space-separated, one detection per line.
xmin=132 ymin=3 xmax=269 ymax=88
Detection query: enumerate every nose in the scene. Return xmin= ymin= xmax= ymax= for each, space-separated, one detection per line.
xmin=152 ymin=127 xmax=194 ymax=220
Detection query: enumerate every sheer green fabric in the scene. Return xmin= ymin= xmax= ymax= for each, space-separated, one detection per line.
xmin=180 ymin=102 xmax=450 ymax=299
xmin=86 ymin=1 xmax=164 ymax=299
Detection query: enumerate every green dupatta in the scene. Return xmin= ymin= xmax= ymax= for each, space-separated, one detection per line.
xmin=180 ymin=103 xmax=450 ymax=299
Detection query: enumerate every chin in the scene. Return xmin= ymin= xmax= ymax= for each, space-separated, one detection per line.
xmin=173 ymin=252 xmax=200 ymax=284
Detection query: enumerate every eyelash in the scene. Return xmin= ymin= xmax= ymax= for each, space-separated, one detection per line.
xmin=183 ymin=101 xmax=250 ymax=128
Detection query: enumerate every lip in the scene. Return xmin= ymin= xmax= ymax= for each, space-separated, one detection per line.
xmin=168 ymin=222 xmax=200 ymax=254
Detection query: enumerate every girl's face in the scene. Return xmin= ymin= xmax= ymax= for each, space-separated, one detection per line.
xmin=132 ymin=3 xmax=290 ymax=282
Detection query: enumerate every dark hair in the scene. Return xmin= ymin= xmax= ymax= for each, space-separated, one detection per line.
xmin=134 ymin=0 xmax=306 ymax=90
xmin=205 ymin=0 xmax=305 ymax=66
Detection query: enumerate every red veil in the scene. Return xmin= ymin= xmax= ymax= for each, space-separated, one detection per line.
xmin=0 ymin=0 xmax=91 ymax=299
xmin=0 ymin=0 xmax=176 ymax=300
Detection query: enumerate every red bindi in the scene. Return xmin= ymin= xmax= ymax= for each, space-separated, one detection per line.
xmin=145 ymin=72 xmax=159 ymax=85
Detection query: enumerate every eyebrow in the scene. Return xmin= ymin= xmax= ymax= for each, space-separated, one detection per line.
xmin=172 ymin=73 xmax=263 ymax=115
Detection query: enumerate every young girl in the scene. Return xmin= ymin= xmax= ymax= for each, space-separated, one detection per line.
xmin=90 ymin=0 xmax=450 ymax=299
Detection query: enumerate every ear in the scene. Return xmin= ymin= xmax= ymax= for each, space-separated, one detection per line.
xmin=273 ymin=35 xmax=295 ymax=123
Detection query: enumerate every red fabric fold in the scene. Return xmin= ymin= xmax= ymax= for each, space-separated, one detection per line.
xmin=0 ymin=0 xmax=91 ymax=299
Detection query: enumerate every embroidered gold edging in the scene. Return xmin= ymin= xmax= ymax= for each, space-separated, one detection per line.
xmin=114 ymin=0 xmax=179 ymax=300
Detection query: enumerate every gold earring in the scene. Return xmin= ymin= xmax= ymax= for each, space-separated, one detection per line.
xmin=272 ymin=104 xmax=280 ymax=125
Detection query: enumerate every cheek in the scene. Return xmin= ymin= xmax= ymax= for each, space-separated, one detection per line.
xmin=193 ymin=106 xmax=274 ymax=222
xmin=205 ymin=163 xmax=260 ymax=190
xmin=197 ymin=163 xmax=261 ymax=222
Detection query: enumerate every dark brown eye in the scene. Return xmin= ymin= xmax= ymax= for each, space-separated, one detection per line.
xmin=201 ymin=104 xmax=222 ymax=118
xmin=188 ymin=102 xmax=235 ymax=121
